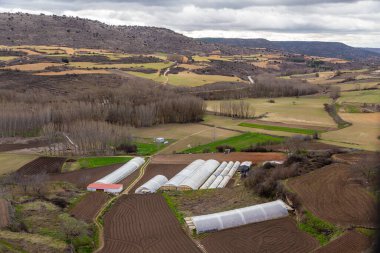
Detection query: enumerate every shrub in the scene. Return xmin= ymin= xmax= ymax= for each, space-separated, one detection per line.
xmin=216 ymin=145 xmax=236 ymax=153
xmin=267 ymin=99 xmax=275 ymax=103
xmin=116 ymin=143 xmax=137 ymax=153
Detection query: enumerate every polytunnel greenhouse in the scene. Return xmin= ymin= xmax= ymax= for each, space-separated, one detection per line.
xmin=200 ymin=161 xmax=227 ymax=189
xmin=178 ymin=159 xmax=220 ymax=190
xmin=191 ymin=200 xmax=289 ymax=233
xmin=161 ymin=159 xmax=205 ymax=190
xmin=95 ymin=157 xmax=145 ymax=184
xmin=135 ymin=175 xmax=168 ymax=194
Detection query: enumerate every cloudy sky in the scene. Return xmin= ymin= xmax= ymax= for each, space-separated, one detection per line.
xmin=0 ymin=0 xmax=379 ymax=47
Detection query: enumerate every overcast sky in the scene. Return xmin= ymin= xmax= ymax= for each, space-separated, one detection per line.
xmin=0 ymin=0 xmax=379 ymax=47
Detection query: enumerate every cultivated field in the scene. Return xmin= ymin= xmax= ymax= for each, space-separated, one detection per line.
xmin=0 ymin=153 xmax=38 ymax=175
xmin=287 ymin=163 xmax=377 ymax=227
xmin=200 ymin=217 xmax=319 ymax=253
xmin=166 ymin=72 xmax=244 ymax=87
xmin=151 ymin=152 xmax=286 ymax=164
xmin=315 ymin=231 xmax=372 ymax=253
xmin=322 ymin=112 xmax=380 ymax=151
xmin=100 ymin=194 xmax=201 ymax=253
xmin=16 ymin=157 xmax=66 ymax=175
xmin=0 ymin=199 xmax=10 ymax=228
xmin=338 ymin=89 xmax=380 ymax=104
xmin=70 ymin=192 xmax=110 ymax=222
xmin=3 ymin=62 xmax=63 ymax=71
xmin=34 ymin=69 xmax=110 ymax=76
xmin=206 ymin=96 xmax=336 ymax=127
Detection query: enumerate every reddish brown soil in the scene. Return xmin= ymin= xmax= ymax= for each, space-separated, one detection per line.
xmin=264 ymin=141 xmax=342 ymax=152
xmin=0 ymin=198 xmax=10 ymax=228
xmin=151 ymin=152 xmax=286 ymax=164
xmin=0 ymin=139 xmax=49 ymax=152
xmin=332 ymin=151 xmax=377 ymax=165
xmin=70 ymin=192 xmax=110 ymax=222
xmin=50 ymin=164 xmax=140 ymax=189
xmin=99 ymin=194 xmax=200 ymax=253
xmin=246 ymin=119 xmax=336 ymax=131
xmin=315 ymin=231 xmax=373 ymax=253
xmin=201 ymin=217 xmax=319 ymax=253
xmin=16 ymin=157 xmax=66 ymax=175
xmin=287 ymin=163 xmax=377 ymax=227
xmin=130 ymin=163 xmax=185 ymax=192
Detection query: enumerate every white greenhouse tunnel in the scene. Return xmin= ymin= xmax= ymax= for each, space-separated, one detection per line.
xmin=179 ymin=159 xmax=220 ymax=190
xmin=162 ymin=159 xmax=205 ymax=189
xmin=191 ymin=200 xmax=289 ymax=234
xmin=135 ymin=175 xmax=168 ymax=194
xmin=95 ymin=157 xmax=145 ymax=184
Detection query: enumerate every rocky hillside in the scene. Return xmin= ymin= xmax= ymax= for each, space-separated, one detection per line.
xmin=200 ymin=38 xmax=380 ymax=60
xmin=0 ymin=13 xmax=248 ymax=55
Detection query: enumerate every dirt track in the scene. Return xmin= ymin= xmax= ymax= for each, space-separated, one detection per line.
xmin=201 ymin=217 xmax=318 ymax=253
xmin=99 ymin=194 xmax=200 ymax=253
xmin=70 ymin=192 xmax=110 ymax=223
xmin=16 ymin=156 xmax=66 ymax=175
xmin=0 ymin=199 xmax=10 ymax=228
xmin=130 ymin=163 xmax=185 ymax=192
xmin=287 ymin=163 xmax=377 ymax=227
xmin=151 ymin=152 xmax=286 ymax=164
xmin=315 ymin=231 xmax=372 ymax=253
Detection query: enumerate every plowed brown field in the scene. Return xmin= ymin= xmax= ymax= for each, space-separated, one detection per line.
xmin=315 ymin=231 xmax=372 ymax=253
xmin=99 ymin=194 xmax=201 ymax=253
xmin=0 ymin=199 xmax=10 ymax=228
xmin=16 ymin=157 xmax=66 ymax=175
xmin=201 ymin=217 xmax=319 ymax=253
xmin=130 ymin=163 xmax=185 ymax=192
xmin=287 ymin=163 xmax=377 ymax=227
xmin=70 ymin=192 xmax=110 ymax=222
xmin=50 ymin=164 xmax=140 ymax=189
xmin=151 ymin=152 xmax=286 ymax=164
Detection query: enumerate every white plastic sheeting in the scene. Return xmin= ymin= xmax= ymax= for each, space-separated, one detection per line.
xmin=217 ymin=161 xmax=240 ymax=188
xmin=200 ymin=162 xmax=227 ymax=189
xmin=135 ymin=175 xmax=168 ymax=194
xmin=209 ymin=176 xmax=223 ymax=189
xmin=163 ymin=159 xmax=205 ymax=188
xmin=180 ymin=159 xmax=220 ymax=190
xmin=192 ymin=200 xmax=289 ymax=233
xmin=96 ymin=157 xmax=145 ymax=184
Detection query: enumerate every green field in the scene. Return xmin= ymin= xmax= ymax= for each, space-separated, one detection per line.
xmin=183 ymin=132 xmax=284 ymax=153
xmin=135 ymin=141 xmax=167 ymax=156
xmin=338 ymin=90 xmax=380 ymax=104
xmin=239 ymin=122 xmax=323 ymax=135
xmin=78 ymin=156 xmax=132 ymax=169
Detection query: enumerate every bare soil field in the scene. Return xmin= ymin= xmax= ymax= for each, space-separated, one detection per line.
xmin=0 ymin=153 xmax=38 ymax=175
xmin=69 ymin=192 xmax=110 ymax=222
xmin=34 ymin=69 xmax=110 ymax=76
xmin=200 ymin=217 xmax=319 ymax=253
xmin=287 ymin=163 xmax=377 ymax=227
xmin=130 ymin=163 xmax=185 ymax=192
xmin=3 ymin=62 xmax=63 ymax=71
xmin=0 ymin=198 xmax=10 ymax=228
xmin=314 ymin=230 xmax=372 ymax=253
xmin=332 ymin=151 xmax=375 ymax=165
xmin=0 ymin=141 xmax=49 ymax=152
xmin=151 ymin=152 xmax=286 ymax=164
xmin=16 ymin=157 xmax=66 ymax=175
xmin=100 ymin=194 xmax=200 ymax=253
xmin=49 ymin=163 xmax=140 ymax=189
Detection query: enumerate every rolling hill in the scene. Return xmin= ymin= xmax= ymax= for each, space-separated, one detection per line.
xmin=199 ymin=38 xmax=380 ymax=60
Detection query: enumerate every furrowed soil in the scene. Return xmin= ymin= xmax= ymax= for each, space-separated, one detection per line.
xmin=287 ymin=163 xmax=377 ymax=227
xmin=130 ymin=163 xmax=185 ymax=192
xmin=69 ymin=192 xmax=110 ymax=223
xmin=49 ymin=164 xmax=140 ymax=189
xmin=151 ymin=152 xmax=286 ymax=164
xmin=16 ymin=157 xmax=66 ymax=175
xmin=200 ymin=217 xmax=319 ymax=253
xmin=0 ymin=199 xmax=10 ymax=228
xmin=99 ymin=194 xmax=201 ymax=253
xmin=314 ymin=231 xmax=372 ymax=253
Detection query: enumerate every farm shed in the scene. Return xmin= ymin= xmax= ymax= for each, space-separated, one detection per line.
xmin=178 ymin=159 xmax=220 ymax=190
xmin=161 ymin=159 xmax=205 ymax=190
xmin=87 ymin=183 xmax=123 ymax=194
xmin=191 ymin=200 xmax=289 ymax=234
xmin=135 ymin=175 xmax=168 ymax=194
xmin=95 ymin=157 xmax=145 ymax=184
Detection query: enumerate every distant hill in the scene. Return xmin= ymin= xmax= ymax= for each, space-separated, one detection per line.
xmin=363 ymin=48 xmax=380 ymax=54
xmin=0 ymin=13 xmax=249 ymax=55
xmin=199 ymin=38 xmax=380 ymax=60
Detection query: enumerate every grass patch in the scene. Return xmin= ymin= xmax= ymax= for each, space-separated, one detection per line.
xmin=239 ymin=122 xmax=323 ymax=135
xmin=135 ymin=141 xmax=166 ymax=156
xmin=162 ymin=191 xmax=185 ymax=225
xmin=356 ymin=227 xmax=377 ymax=237
xmin=298 ymin=211 xmax=343 ymax=245
xmin=183 ymin=132 xmax=284 ymax=153
xmin=78 ymin=156 xmax=132 ymax=169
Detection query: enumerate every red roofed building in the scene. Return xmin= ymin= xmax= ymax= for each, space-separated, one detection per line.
xmin=87 ymin=183 xmax=123 ymax=194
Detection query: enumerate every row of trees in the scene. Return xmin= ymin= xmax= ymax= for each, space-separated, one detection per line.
xmin=210 ymin=100 xmax=254 ymax=118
